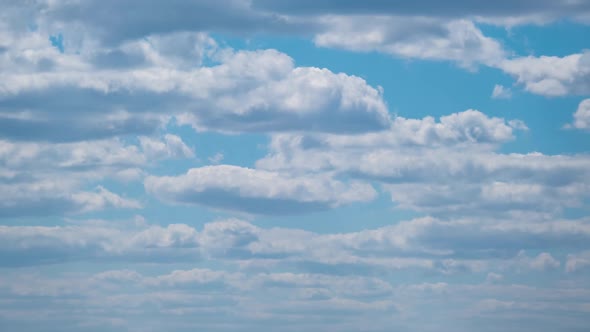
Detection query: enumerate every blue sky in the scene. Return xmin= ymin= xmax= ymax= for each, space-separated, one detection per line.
xmin=1 ymin=1 xmax=590 ymax=331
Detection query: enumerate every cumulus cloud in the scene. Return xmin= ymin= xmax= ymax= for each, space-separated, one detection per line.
xmin=145 ymin=165 xmax=376 ymax=215
xmin=259 ymin=110 xmax=523 ymax=157
xmin=0 ymin=137 xmax=200 ymax=218
xmin=1 ymin=38 xmax=391 ymax=137
xmin=0 ymin=2 xmax=589 ymax=332
xmin=255 ymin=109 xmax=590 ymax=217
xmin=568 ymin=99 xmax=590 ymax=130
xmin=498 ymin=52 xmax=590 ymax=97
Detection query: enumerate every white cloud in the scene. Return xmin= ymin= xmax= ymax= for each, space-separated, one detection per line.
xmin=314 ymin=18 xmax=505 ymax=67
xmin=0 ymin=221 xmax=202 ymax=266
xmin=139 ymin=134 xmax=194 ymax=160
xmin=0 ymin=137 xmax=195 ymax=218
xmin=1 ymin=38 xmax=391 ymax=136
xmin=145 ymin=165 xmax=376 ymax=215
xmin=569 ymin=99 xmax=590 ymax=130
xmin=253 ymin=0 xmax=590 ymax=26
xmin=566 ymin=251 xmax=590 ymax=273
xmin=522 ymin=252 xmax=561 ymax=271
xmin=255 ymin=109 xmax=588 ymax=217
xmin=71 ymin=186 xmax=142 ymax=212
xmin=491 ymin=84 xmax=512 ymax=99
xmin=498 ymin=52 xmax=590 ymax=97
xmin=208 ymin=152 xmax=224 ymax=164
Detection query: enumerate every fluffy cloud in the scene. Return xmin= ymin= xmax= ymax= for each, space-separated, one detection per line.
xmin=569 ymin=99 xmax=590 ymax=130
xmin=498 ymin=52 xmax=590 ymax=97
xmin=0 ymin=136 xmax=197 ymax=218
xmin=256 ymin=109 xmax=589 ymax=217
xmin=145 ymin=165 xmax=376 ymax=215
xmin=259 ymin=110 xmax=523 ymax=158
xmin=1 ymin=36 xmax=390 ymax=137
xmin=175 ymin=49 xmax=390 ymax=134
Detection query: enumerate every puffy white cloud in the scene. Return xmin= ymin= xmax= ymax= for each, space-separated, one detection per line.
xmin=257 ymin=109 xmax=526 ymax=177
xmin=174 ymin=49 xmax=391 ymax=134
xmin=569 ymin=99 xmax=590 ymax=130
xmin=1 ymin=37 xmax=391 ymax=137
xmin=498 ymin=52 xmax=590 ymax=97
xmin=0 ymin=137 xmax=197 ymax=218
xmin=145 ymin=165 xmax=376 ymax=215
xmin=256 ymin=109 xmax=589 ymax=217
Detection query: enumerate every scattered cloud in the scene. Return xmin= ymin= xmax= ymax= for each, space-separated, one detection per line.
xmin=498 ymin=52 xmax=590 ymax=97
xmin=491 ymin=84 xmax=512 ymax=99
xmin=567 ymin=99 xmax=590 ymax=130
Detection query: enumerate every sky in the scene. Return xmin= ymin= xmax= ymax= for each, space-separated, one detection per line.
xmin=1 ymin=1 xmax=590 ymax=331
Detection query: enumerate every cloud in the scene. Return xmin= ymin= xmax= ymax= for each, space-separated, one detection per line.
xmin=491 ymin=84 xmax=512 ymax=99
xmin=314 ymin=18 xmax=505 ymax=67
xmin=255 ymin=109 xmax=590 ymax=217
xmin=568 ymin=99 xmax=590 ymax=130
xmin=1 ymin=215 xmax=589 ymax=285
xmin=208 ymin=152 xmax=224 ymax=164
xmin=39 ymin=0 xmax=312 ymax=46
xmin=0 ymin=222 xmax=201 ymax=266
xmin=566 ymin=251 xmax=590 ymax=273
xmin=0 ymin=174 xmax=142 ymax=219
xmin=1 ymin=34 xmax=391 ymax=137
xmin=175 ymin=49 xmax=391 ymax=134
xmin=252 ymin=0 xmax=590 ymax=25
xmin=145 ymin=165 xmax=376 ymax=215
xmin=259 ymin=110 xmax=523 ymax=156
xmin=138 ymin=134 xmax=194 ymax=160
xmin=498 ymin=52 xmax=590 ymax=97
xmin=518 ymin=252 xmax=561 ymax=271
xmin=0 ymin=137 xmax=199 ymax=218
xmin=2 ymin=269 xmax=587 ymax=332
